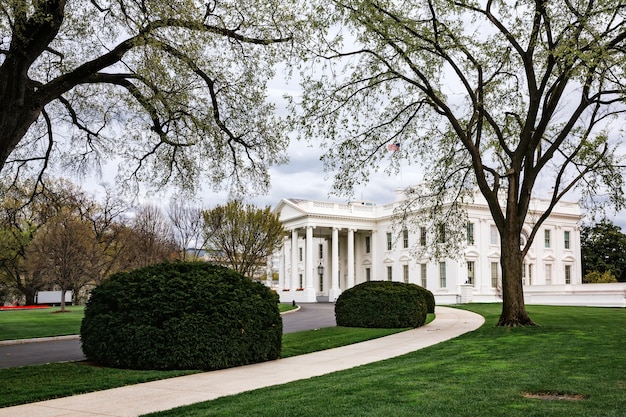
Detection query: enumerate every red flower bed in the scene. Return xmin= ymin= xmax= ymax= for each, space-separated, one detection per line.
xmin=0 ymin=305 xmax=50 ymax=311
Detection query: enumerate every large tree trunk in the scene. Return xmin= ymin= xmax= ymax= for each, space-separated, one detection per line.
xmin=0 ymin=0 xmax=67 ymax=171
xmin=59 ymin=288 xmax=67 ymax=312
xmin=498 ymin=230 xmax=535 ymax=326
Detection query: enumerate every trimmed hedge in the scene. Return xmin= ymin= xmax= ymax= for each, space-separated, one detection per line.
xmin=335 ymin=281 xmax=428 ymax=328
xmin=415 ymin=285 xmax=435 ymax=314
xmin=80 ymin=262 xmax=282 ymax=370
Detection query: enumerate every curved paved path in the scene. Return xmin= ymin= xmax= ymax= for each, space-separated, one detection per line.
xmin=0 ymin=307 xmax=484 ymax=417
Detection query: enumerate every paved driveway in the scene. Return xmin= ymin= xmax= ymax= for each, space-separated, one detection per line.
xmin=0 ymin=303 xmax=336 ymax=369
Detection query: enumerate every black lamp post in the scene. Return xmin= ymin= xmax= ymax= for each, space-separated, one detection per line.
xmin=317 ymin=262 xmax=324 ymax=277
xmin=317 ymin=262 xmax=324 ymax=292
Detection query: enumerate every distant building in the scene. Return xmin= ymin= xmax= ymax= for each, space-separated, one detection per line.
xmin=273 ymin=188 xmax=626 ymax=307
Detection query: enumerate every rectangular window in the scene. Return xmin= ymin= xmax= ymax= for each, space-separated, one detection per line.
xmin=490 ymin=262 xmax=499 ymax=288
xmin=439 ymin=262 xmax=447 ymax=287
xmin=522 ymin=262 xmax=527 ymax=286
xmin=544 ymin=229 xmax=551 ymax=248
xmin=387 ymin=265 xmax=393 ymax=281
xmin=420 ymin=227 xmax=427 ymax=246
xmin=467 ymin=261 xmax=475 ymax=286
xmin=365 ymin=267 xmax=371 ymax=282
xmin=438 ymin=224 xmax=446 ymax=244
xmin=403 ymin=264 xmax=409 ymax=283
xmin=467 ymin=222 xmax=475 ymax=245
xmin=318 ymin=243 xmax=323 ymax=260
xmin=565 ymin=265 xmax=572 ymax=284
xmin=490 ymin=225 xmax=498 ymax=245
xmin=403 ymin=229 xmax=409 ymax=249
xmin=365 ymin=236 xmax=371 ymax=253
xmin=299 ymin=247 xmax=303 ymax=262
xmin=528 ymin=263 xmax=533 ymax=286
xmin=420 ymin=263 xmax=427 ymax=288
xmin=386 ymin=232 xmax=392 ymax=251
xmin=545 ymin=263 xmax=552 ymax=285
xmin=564 ymin=231 xmax=570 ymax=250
xmin=299 ymin=274 xmax=303 ymax=288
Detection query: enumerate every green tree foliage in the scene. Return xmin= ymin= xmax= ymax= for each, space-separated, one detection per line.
xmin=0 ymin=0 xmax=299 ymax=195
xmin=583 ymin=270 xmax=618 ymax=284
xmin=581 ymin=219 xmax=626 ymax=282
xmin=335 ymin=281 xmax=428 ymax=328
xmin=80 ymin=262 xmax=282 ymax=370
xmin=295 ymin=0 xmax=626 ymax=326
xmin=202 ymin=200 xmax=284 ymax=279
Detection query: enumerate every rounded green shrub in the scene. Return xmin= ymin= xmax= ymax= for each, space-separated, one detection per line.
xmin=80 ymin=262 xmax=282 ymax=370
xmin=335 ymin=281 xmax=427 ymax=328
xmin=415 ymin=285 xmax=435 ymax=314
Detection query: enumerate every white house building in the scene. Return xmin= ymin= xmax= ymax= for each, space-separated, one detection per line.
xmin=274 ymin=189 xmax=626 ymax=307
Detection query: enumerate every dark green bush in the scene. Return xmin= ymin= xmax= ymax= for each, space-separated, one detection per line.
xmin=80 ymin=262 xmax=282 ymax=370
xmin=415 ymin=285 xmax=435 ymax=314
xmin=335 ymin=281 xmax=427 ymax=328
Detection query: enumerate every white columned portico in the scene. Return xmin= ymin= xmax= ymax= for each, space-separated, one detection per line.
xmin=329 ymin=227 xmax=342 ymax=301
xmin=347 ymin=229 xmax=355 ymax=289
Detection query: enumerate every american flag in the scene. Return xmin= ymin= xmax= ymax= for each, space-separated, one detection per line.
xmin=387 ymin=142 xmax=401 ymax=152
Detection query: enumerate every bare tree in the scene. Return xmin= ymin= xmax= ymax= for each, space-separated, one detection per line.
xmin=29 ymin=207 xmax=99 ymax=311
xmin=127 ymin=204 xmax=179 ymax=268
xmin=167 ymin=199 xmax=208 ymax=260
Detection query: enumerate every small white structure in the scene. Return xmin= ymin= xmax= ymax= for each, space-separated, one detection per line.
xmin=274 ymin=189 xmax=626 ymax=307
xmin=35 ymin=291 xmax=72 ymax=305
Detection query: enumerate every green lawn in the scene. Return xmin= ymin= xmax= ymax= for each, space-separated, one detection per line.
xmin=0 ymin=306 xmax=84 ymax=340
xmin=0 ymin=313 xmax=422 ymax=408
xmin=144 ymin=304 xmax=626 ymax=417
xmin=278 ymin=303 xmax=298 ymax=313
xmin=2 ymin=305 xmax=624 ymax=417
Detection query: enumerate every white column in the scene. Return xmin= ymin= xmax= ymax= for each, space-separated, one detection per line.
xmin=329 ymin=227 xmax=342 ymax=301
xmin=279 ymin=236 xmax=287 ymax=290
xmin=291 ymin=229 xmax=299 ymax=290
xmin=347 ymin=228 xmax=355 ymax=289
xmin=305 ymin=226 xmax=314 ymax=290
xmin=574 ymin=226 xmax=582 ymax=284
xmin=371 ymin=230 xmax=378 ymax=281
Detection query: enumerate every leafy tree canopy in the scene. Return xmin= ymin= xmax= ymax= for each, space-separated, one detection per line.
xmin=0 ymin=0 xmax=303 ymax=196
xmin=202 ymin=200 xmax=284 ymax=279
xmin=293 ymin=0 xmax=626 ymax=326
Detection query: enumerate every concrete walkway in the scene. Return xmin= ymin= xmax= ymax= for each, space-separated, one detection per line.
xmin=0 ymin=307 xmax=484 ymax=417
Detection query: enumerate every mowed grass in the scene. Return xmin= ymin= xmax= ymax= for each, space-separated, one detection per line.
xmin=0 ymin=311 xmax=423 ymax=408
xmin=144 ymin=304 xmax=626 ymax=417
xmin=0 ymin=363 xmax=198 ymax=407
xmin=0 ymin=306 xmax=84 ymax=340
xmin=282 ymin=326 xmax=410 ymax=358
